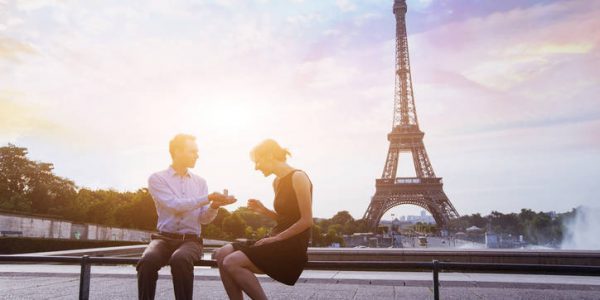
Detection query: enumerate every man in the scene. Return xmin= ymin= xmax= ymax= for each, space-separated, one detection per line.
xmin=137 ymin=134 xmax=236 ymax=300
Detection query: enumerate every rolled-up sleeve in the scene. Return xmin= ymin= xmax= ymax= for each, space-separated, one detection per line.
xmin=196 ymin=179 xmax=218 ymax=224
xmin=199 ymin=207 xmax=218 ymax=225
xmin=148 ymin=174 xmax=209 ymax=214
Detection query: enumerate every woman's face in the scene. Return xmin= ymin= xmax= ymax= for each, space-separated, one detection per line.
xmin=254 ymin=155 xmax=275 ymax=177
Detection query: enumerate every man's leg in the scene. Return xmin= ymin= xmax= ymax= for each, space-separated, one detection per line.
xmin=169 ymin=239 xmax=202 ymax=300
xmin=137 ymin=239 xmax=172 ymax=300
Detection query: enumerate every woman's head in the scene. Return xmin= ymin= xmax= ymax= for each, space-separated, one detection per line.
xmin=250 ymin=139 xmax=291 ymax=176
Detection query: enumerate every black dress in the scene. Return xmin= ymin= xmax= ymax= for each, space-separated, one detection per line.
xmin=232 ymin=170 xmax=311 ymax=286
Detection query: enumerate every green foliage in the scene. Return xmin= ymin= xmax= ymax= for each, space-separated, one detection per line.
xmin=222 ymin=213 xmax=246 ymax=238
xmin=202 ymin=224 xmax=227 ymax=240
xmin=331 ymin=210 xmax=354 ymax=225
xmin=448 ymin=208 xmax=569 ymax=246
xmin=0 ymin=144 xmax=76 ymax=214
xmin=310 ymin=224 xmax=324 ymax=246
xmin=412 ymin=222 xmax=437 ymax=234
xmin=234 ymin=207 xmax=275 ymax=229
xmin=254 ymin=226 xmax=270 ymax=239
xmin=0 ymin=144 xmax=156 ymax=231
xmin=0 ymin=144 xmax=576 ymax=247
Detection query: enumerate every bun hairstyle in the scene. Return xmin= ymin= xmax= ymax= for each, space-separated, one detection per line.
xmin=250 ymin=139 xmax=291 ymax=162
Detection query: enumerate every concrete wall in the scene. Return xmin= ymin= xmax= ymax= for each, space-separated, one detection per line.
xmin=0 ymin=212 xmax=151 ymax=242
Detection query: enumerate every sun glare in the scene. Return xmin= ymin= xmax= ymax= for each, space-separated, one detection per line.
xmin=183 ymin=95 xmax=268 ymax=139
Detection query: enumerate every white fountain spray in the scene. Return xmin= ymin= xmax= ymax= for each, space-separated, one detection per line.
xmin=561 ymin=206 xmax=600 ymax=250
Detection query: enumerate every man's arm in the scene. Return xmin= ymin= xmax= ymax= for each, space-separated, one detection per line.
xmin=148 ymin=174 xmax=209 ymax=214
xmin=198 ymin=205 xmax=218 ymax=225
xmin=198 ymin=183 xmax=218 ymax=224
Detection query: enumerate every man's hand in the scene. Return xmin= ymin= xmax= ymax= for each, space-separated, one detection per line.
xmin=208 ymin=192 xmax=237 ymax=209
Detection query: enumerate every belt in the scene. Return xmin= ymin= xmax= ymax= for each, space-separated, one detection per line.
xmin=158 ymin=231 xmax=201 ymax=241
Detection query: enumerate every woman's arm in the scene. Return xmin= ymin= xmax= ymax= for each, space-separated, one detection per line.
xmin=248 ymin=199 xmax=278 ymax=220
xmin=256 ymin=172 xmax=312 ymax=245
xmin=248 ymin=178 xmax=280 ymax=220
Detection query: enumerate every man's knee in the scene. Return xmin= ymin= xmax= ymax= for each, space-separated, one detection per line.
xmin=169 ymin=252 xmax=194 ymax=271
xmin=137 ymin=253 xmax=164 ymax=272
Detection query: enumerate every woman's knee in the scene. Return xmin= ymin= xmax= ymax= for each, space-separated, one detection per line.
xmin=222 ymin=253 xmax=241 ymax=273
xmin=216 ymin=244 xmax=234 ymax=266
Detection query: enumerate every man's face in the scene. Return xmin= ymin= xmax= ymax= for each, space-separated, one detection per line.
xmin=175 ymin=139 xmax=199 ymax=168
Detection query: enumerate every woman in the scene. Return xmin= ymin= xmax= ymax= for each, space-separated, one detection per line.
xmin=215 ymin=139 xmax=313 ymax=300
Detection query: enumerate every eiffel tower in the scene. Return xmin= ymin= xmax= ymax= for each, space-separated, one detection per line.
xmin=363 ymin=0 xmax=459 ymax=230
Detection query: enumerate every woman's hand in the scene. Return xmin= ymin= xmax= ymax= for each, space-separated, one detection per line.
xmin=247 ymin=199 xmax=267 ymax=214
xmin=254 ymin=236 xmax=279 ymax=246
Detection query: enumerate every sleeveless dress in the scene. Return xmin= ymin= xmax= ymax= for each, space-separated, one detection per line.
xmin=232 ymin=170 xmax=311 ymax=286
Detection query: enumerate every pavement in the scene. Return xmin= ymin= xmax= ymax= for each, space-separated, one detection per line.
xmin=1 ymin=264 xmax=600 ymax=299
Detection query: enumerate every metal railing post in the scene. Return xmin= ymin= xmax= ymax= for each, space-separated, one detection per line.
xmin=79 ymin=255 xmax=91 ymax=300
xmin=432 ymin=260 xmax=440 ymax=300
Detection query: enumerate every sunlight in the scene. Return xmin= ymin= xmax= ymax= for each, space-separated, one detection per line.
xmin=181 ymin=93 xmax=269 ymax=138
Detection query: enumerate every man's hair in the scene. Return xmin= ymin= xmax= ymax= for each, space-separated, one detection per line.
xmin=169 ymin=134 xmax=196 ymax=158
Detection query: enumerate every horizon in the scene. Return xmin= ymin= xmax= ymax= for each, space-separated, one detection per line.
xmin=1 ymin=0 xmax=599 ymax=219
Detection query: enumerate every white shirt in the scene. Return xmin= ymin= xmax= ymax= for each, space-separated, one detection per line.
xmin=147 ymin=167 xmax=218 ymax=235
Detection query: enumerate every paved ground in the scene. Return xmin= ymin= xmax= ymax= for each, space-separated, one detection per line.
xmin=1 ymin=264 xmax=599 ymax=299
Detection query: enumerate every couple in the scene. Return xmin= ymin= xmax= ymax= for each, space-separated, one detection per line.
xmin=137 ymin=134 xmax=313 ymax=300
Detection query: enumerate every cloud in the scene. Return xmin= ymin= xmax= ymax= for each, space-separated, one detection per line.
xmin=0 ymin=91 xmax=67 ymax=138
xmin=295 ymin=57 xmax=360 ymax=89
xmin=0 ymin=0 xmax=598 ymax=217
xmin=0 ymin=37 xmax=36 ymax=61
xmin=406 ymin=0 xmax=600 ymax=135
xmin=287 ymin=13 xmax=325 ymax=26
xmin=353 ymin=12 xmax=381 ymax=27
xmin=14 ymin=0 xmax=58 ymax=11
xmin=336 ymin=0 xmax=356 ymax=12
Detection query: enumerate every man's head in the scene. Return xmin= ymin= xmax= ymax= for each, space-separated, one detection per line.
xmin=169 ymin=134 xmax=199 ymax=169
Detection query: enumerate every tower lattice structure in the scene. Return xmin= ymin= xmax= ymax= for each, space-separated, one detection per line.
xmin=363 ymin=0 xmax=459 ymax=229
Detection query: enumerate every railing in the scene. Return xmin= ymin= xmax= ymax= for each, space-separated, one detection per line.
xmin=376 ymin=177 xmax=443 ymax=185
xmin=1 ymin=255 xmax=600 ymax=300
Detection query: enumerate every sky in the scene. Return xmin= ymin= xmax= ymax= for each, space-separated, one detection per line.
xmin=1 ymin=0 xmax=599 ymax=220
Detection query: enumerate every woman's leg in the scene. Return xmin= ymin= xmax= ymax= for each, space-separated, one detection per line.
xmin=222 ymin=251 xmax=267 ymax=300
xmin=215 ymin=245 xmax=243 ymax=300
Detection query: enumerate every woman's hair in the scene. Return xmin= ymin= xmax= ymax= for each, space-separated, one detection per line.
xmin=250 ymin=139 xmax=291 ymax=162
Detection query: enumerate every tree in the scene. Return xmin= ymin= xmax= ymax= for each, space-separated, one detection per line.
xmin=0 ymin=144 xmax=33 ymax=211
xmin=0 ymin=144 xmax=76 ymax=214
xmin=222 ymin=213 xmax=246 ymax=239
xmin=213 ymin=208 xmax=231 ymax=228
xmin=255 ymin=226 xmax=270 ymax=240
xmin=244 ymin=226 xmax=255 ymax=239
xmin=203 ymin=224 xmax=226 ymax=240
xmin=310 ymin=224 xmax=324 ymax=246
xmin=489 ymin=211 xmax=521 ymax=235
xmin=234 ymin=207 xmax=275 ymax=230
xmin=114 ymin=189 xmax=157 ymax=231
xmin=331 ymin=210 xmax=354 ymax=225
xmin=324 ymin=228 xmax=344 ymax=247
